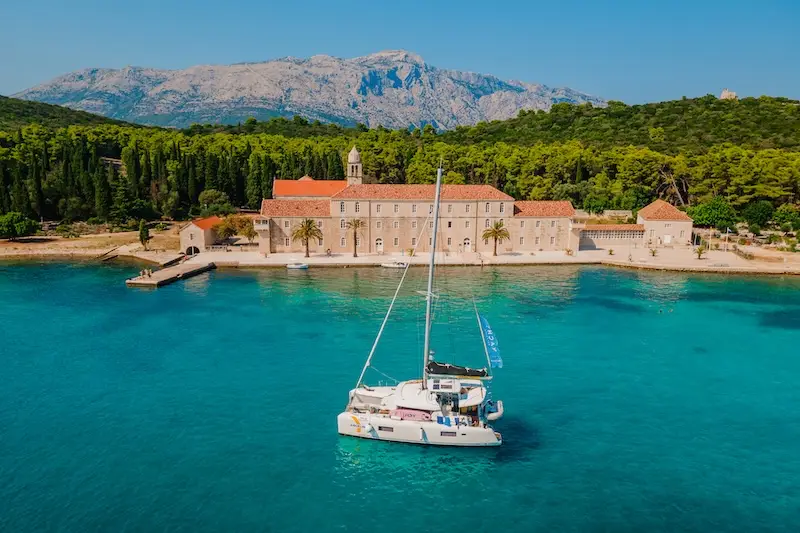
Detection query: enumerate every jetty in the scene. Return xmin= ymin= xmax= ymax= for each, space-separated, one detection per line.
xmin=125 ymin=261 xmax=216 ymax=288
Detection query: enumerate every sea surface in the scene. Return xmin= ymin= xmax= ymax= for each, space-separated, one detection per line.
xmin=1 ymin=262 xmax=800 ymax=532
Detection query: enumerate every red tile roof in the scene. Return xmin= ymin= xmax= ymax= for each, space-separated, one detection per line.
xmin=513 ymin=201 xmax=575 ymax=217
xmin=637 ymin=199 xmax=692 ymax=221
xmin=583 ymin=224 xmax=644 ymax=231
xmin=192 ymin=216 xmax=223 ymax=230
xmin=331 ymin=184 xmax=513 ymax=201
xmin=260 ymin=199 xmax=330 ymax=218
xmin=273 ymin=178 xmax=348 ymax=198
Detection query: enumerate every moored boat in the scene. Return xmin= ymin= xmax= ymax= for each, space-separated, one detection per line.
xmin=337 ymin=166 xmax=505 ymax=447
xmin=381 ymin=261 xmax=408 ymax=269
xmin=286 ymin=262 xmax=309 ymax=269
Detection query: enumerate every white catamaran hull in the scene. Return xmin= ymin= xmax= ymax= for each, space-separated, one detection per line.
xmin=337 ymin=412 xmax=502 ymax=447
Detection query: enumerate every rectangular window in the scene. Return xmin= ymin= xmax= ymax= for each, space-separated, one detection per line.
xmin=535 ymin=237 xmax=540 ymax=245
xmin=447 ymin=221 xmax=452 ymax=228
xmin=356 ymin=237 xmax=361 ymax=246
xmin=378 ymin=426 xmax=394 ymax=432
xmin=340 ymin=219 xmax=346 ymax=229
xmin=550 ymin=220 xmax=556 ymax=228
xmin=340 ymin=237 xmax=346 ymax=247
xmin=447 ymin=204 xmax=452 ymax=213
xmin=650 ymin=229 xmax=655 ymax=237
xmin=376 ymin=204 xmax=381 ymax=213
xmin=393 ymin=237 xmax=399 ymax=246
xmin=318 ymin=238 xmax=323 ymax=246
xmin=535 ymin=220 xmax=540 ymax=228
xmin=412 ymin=204 xmax=417 ymax=213
xmin=465 ymin=205 xmax=471 ymax=213
xmin=190 ymin=233 xmax=194 ymax=240
xmin=520 ymin=237 xmax=524 ymax=245
xmin=665 ymin=223 xmax=671 ymax=228
xmin=376 ymin=221 xmax=382 ymax=229
xmin=429 ymin=221 xmax=433 ymax=229
xmin=355 ymin=202 xmax=360 ymax=213
xmin=317 ymin=220 xmax=323 ymax=228
xmin=412 ymin=221 xmax=417 ymax=229
xmin=339 ymin=202 xmax=345 ymax=213
xmin=680 ymin=230 xmax=685 ymax=238
xmin=284 ymin=238 xmax=289 ymax=246
xmin=550 ymin=236 xmax=555 ymax=245
xmin=485 ymin=202 xmax=490 ymax=213
xmin=412 ymin=237 xmax=417 ymax=246
xmin=284 ymin=221 xmax=289 ymax=228
xmin=520 ymin=220 xmax=525 ymax=228
xmin=484 ymin=239 xmax=489 ymax=245
xmin=441 ymin=431 xmax=457 ymax=437
xmin=393 ymin=221 xmax=399 ymax=229
xmin=485 ymin=219 xmax=490 ymax=228
xmin=429 ymin=204 xmax=433 ymax=214
xmin=465 ymin=221 xmax=470 ymax=229
xmin=447 ymin=237 xmax=452 ymax=245
xmin=499 ymin=239 xmax=504 ymax=245
xmin=500 ymin=203 xmax=505 ymax=214
xmin=394 ymin=204 xmax=399 ymax=213
xmin=429 ymin=237 xmax=432 ymax=246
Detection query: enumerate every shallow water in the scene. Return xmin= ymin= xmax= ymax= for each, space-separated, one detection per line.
xmin=2 ymin=262 xmax=800 ymax=532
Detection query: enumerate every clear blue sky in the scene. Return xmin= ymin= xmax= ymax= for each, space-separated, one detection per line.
xmin=2 ymin=0 xmax=798 ymax=103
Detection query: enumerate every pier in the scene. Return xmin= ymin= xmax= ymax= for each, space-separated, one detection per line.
xmin=125 ymin=261 xmax=216 ymax=288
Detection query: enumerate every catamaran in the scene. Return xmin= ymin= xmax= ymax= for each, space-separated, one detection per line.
xmin=336 ymin=167 xmax=504 ymax=447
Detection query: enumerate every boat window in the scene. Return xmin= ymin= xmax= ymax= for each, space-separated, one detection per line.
xmin=441 ymin=431 xmax=457 ymax=437
xmin=378 ymin=426 xmax=394 ymax=432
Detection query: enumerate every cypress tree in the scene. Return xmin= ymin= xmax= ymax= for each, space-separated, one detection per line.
xmin=187 ymin=155 xmax=198 ymax=204
xmin=141 ymin=149 xmax=152 ymax=197
xmin=0 ymin=160 xmax=10 ymax=214
xmin=205 ymin=151 xmax=219 ymax=190
xmin=11 ymin=161 xmax=32 ymax=217
xmin=245 ymin=153 xmax=263 ymax=209
xmin=94 ymin=165 xmax=111 ymax=220
xmin=261 ymin=156 xmax=275 ymax=199
xmin=29 ymin=154 xmax=44 ymax=219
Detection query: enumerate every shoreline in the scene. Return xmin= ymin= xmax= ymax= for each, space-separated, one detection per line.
xmin=4 ymin=248 xmax=799 ymax=278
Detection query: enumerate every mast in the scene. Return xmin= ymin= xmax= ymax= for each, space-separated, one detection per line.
xmin=422 ymin=166 xmax=444 ymax=389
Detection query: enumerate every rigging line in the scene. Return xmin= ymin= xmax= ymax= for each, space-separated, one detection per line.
xmin=370 ymin=366 xmax=399 ymax=384
xmin=355 ymin=211 xmax=433 ymax=389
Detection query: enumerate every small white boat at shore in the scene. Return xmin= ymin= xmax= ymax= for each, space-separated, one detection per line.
xmin=286 ymin=263 xmax=309 ymax=270
xmin=381 ymin=261 xmax=408 ymax=269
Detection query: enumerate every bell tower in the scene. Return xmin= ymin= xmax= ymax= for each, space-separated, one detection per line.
xmin=346 ymin=146 xmax=363 ymax=185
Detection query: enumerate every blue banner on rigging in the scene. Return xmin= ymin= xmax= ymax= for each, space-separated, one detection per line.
xmin=479 ymin=315 xmax=503 ymax=368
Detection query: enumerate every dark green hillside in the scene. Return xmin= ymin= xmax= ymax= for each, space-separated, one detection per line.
xmin=442 ymin=95 xmax=800 ymax=153
xmin=0 ymin=95 xmax=129 ymax=130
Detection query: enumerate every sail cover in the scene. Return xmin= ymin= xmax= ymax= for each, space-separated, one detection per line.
xmin=427 ymin=361 xmax=488 ymax=378
xmin=479 ymin=315 xmax=503 ymax=368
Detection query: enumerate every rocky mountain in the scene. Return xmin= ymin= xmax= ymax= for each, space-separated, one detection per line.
xmin=13 ymin=50 xmax=605 ymax=129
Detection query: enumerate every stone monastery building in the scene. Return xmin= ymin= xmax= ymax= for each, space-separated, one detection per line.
xmin=253 ymin=147 xmax=693 ymax=256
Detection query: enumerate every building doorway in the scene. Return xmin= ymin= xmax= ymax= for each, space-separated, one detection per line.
xmin=463 ymin=238 xmax=472 ymax=252
xmin=664 ymin=234 xmax=672 ymax=245
xmin=186 ymin=246 xmax=200 ymax=256
xmin=375 ymin=238 xmax=384 ymax=253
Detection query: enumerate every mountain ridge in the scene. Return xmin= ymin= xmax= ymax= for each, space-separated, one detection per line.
xmin=13 ymin=50 xmax=605 ymax=129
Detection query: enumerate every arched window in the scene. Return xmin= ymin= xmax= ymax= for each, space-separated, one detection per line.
xmin=485 ymin=202 xmax=490 ymax=213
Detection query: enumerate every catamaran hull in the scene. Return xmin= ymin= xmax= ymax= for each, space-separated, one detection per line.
xmin=337 ymin=412 xmax=502 ymax=447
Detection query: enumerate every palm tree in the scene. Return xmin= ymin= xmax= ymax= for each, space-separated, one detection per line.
xmin=695 ymin=245 xmax=706 ymax=260
xmin=346 ymin=218 xmax=366 ymax=257
xmin=291 ymin=218 xmax=323 ymax=258
xmin=481 ymin=220 xmax=510 ymax=256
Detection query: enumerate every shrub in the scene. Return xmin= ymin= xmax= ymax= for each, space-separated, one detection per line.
xmin=749 ymin=223 xmax=762 ymax=236
xmin=608 ymin=249 xmax=615 ymax=255
xmin=650 ymin=248 xmax=658 ymax=257
xmin=742 ymin=201 xmax=774 ymax=228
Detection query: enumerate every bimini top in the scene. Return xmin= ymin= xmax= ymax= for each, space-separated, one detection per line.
xmin=427 ymin=361 xmax=488 ymax=378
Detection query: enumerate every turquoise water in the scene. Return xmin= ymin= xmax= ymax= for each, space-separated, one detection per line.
xmin=2 ymin=262 xmax=800 ymax=532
